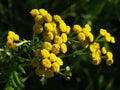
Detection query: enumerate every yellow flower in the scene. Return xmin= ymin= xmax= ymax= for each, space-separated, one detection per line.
xmin=55 ymin=57 xmax=63 ymax=66
xmin=14 ymin=34 xmax=19 ymax=41
xmin=54 ymin=35 xmax=62 ymax=44
xmin=39 ymin=8 xmax=48 ymax=16
xmin=100 ymin=29 xmax=107 ymax=36
xmin=61 ymin=33 xmax=67 ymax=43
xmin=33 ymin=23 xmax=43 ymax=34
xmin=52 ymin=62 xmax=60 ymax=72
xmin=6 ymin=41 xmax=17 ymax=50
xmin=73 ymin=24 xmax=82 ymax=33
xmin=66 ymin=25 xmax=71 ymax=35
xmin=89 ymin=42 xmax=100 ymax=52
xmin=105 ymin=33 xmax=111 ymax=42
xmin=43 ymin=31 xmax=54 ymax=42
xmin=106 ymin=59 xmax=114 ymax=66
xmin=53 ymin=15 xmax=62 ymax=22
xmin=42 ymin=42 xmax=52 ymax=51
xmin=44 ymin=23 xmax=53 ymax=32
xmin=101 ymin=47 xmax=107 ymax=54
xmin=106 ymin=51 xmax=113 ymax=60
xmin=44 ymin=13 xmax=52 ymax=22
xmin=35 ymin=15 xmax=44 ymax=24
xmin=88 ymin=33 xmax=94 ymax=42
xmin=45 ymin=69 xmax=54 ymax=78
xmin=51 ymin=44 xmax=60 ymax=55
xmin=41 ymin=49 xmax=50 ymax=59
xmin=77 ymin=32 xmax=86 ymax=42
xmin=31 ymin=58 xmax=40 ymax=67
xmin=60 ymin=43 xmax=67 ymax=54
xmin=83 ymin=24 xmax=91 ymax=32
xmin=110 ymin=36 xmax=115 ymax=43
xmin=7 ymin=31 xmax=19 ymax=41
xmin=49 ymin=53 xmax=57 ymax=62
xmin=30 ymin=9 xmax=39 ymax=17
xmin=42 ymin=58 xmax=51 ymax=68
xmin=59 ymin=20 xmax=67 ymax=32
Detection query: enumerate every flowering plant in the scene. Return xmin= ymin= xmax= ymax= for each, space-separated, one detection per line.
xmin=0 ymin=8 xmax=115 ymax=90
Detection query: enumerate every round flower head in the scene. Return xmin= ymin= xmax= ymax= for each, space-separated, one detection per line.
xmin=106 ymin=51 xmax=113 ymax=60
xmin=100 ymin=29 xmax=107 ymax=36
xmin=54 ymin=35 xmax=62 ymax=44
xmin=88 ymin=33 xmax=94 ymax=42
xmin=61 ymin=33 xmax=67 ymax=43
xmin=43 ymin=31 xmax=54 ymax=42
xmin=30 ymin=9 xmax=39 ymax=17
xmin=42 ymin=42 xmax=52 ymax=51
xmin=41 ymin=49 xmax=50 ymax=59
xmin=35 ymin=15 xmax=44 ymax=24
xmin=59 ymin=20 xmax=67 ymax=32
xmin=44 ymin=13 xmax=52 ymax=22
xmin=105 ymin=33 xmax=111 ymax=42
xmin=73 ymin=24 xmax=82 ymax=33
xmin=42 ymin=58 xmax=51 ymax=68
xmin=44 ymin=23 xmax=54 ymax=32
xmin=39 ymin=8 xmax=48 ymax=16
xmin=110 ymin=36 xmax=115 ymax=43
xmin=53 ymin=15 xmax=62 ymax=22
xmin=49 ymin=53 xmax=57 ymax=62
xmin=77 ymin=32 xmax=86 ymax=42
xmin=51 ymin=44 xmax=60 ymax=55
xmin=52 ymin=62 xmax=60 ymax=72
xmin=83 ymin=24 xmax=91 ymax=32
xmin=106 ymin=59 xmax=114 ymax=66
xmin=33 ymin=23 xmax=43 ymax=34
xmin=55 ymin=57 xmax=63 ymax=66
xmin=101 ymin=47 xmax=107 ymax=54
xmin=66 ymin=25 xmax=71 ymax=35
xmin=60 ymin=43 xmax=67 ymax=54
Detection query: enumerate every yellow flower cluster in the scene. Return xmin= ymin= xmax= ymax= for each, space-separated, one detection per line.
xmin=100 ymin=29 xmax=115 ymax=43
xmin=90 ymin=43 xmax=114 ymax=66
xmin=6 ymin=31 xmax=19 ymax=50
xmin=30 ymin=8 xmax=72 ymax=78
xmin=73 ymin=24 xmax=94 ymax=48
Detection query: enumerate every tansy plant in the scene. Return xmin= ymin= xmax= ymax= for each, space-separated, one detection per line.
xmin=0 ymin=8 xmax=115 ymax=90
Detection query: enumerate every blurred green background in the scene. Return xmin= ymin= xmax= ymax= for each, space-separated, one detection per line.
xmin=0 ymin=0 xmax=120 ymax=90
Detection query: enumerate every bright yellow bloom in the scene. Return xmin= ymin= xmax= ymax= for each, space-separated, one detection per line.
xmin=7 ymin=31 xmax=19 ymax=41
xmin=44 ymin=23 xmax=53 ymax=32
xmin=44 ymin=13 xmax=52 ymax=22
xmin=41 ymin=49 xmax=50 ymax=59
xmin=42 ymin=42 xmax=52 ymax=51
xmin=101 ymin=47 xmax=107 ymax=54
xmin=106 ymin=59 xmax=114 ymax=66
xmin=53 ymin=15 xmax=62 ymax=22
xmin=55 ymin=57 xmax=63 ymax=66
xmin=77 ymin=32 xmax=86 ymax=42
xmin=31 ymin=58 xmax=40 ymax=67
xmin=45 ymin=69 xmax=54 ymax=78
xmin=83 ymin=24 xmax=91 ymax=32
xmin=61 ymin=33 xmax=67 ymax=43
xmin=43 ymin=31 xmax=54 ymax=42
xmin=14 ymin=34 xmax=19 ymax=41
xmin=51 ymin=44 xmax=60 ymax=55
xmin=106 ymin=51 xmax=113 ymax=60
xmin=33 ymin=23 xmax=43 ymax=34
xmin=100 ymin=29 xmax=107 ymax=36
xmin=59 ymin=20 xmax=67 ymax=32
xmin=88 ymin=33 xmax=94 ymax=42
xmin=105 ymin=33 xmax=111 ymax=42
xmin=42 ymin=58 xmax=51 ymax=68
xmin=39 ymin=8 xmax=48 ymax=16
xmin=30 ymin=9 xmax=39 ymax=17
xmin=52 ymin=62 xmax=60 ymax=72
xmin=35 ymin=15 xmax=44 ymax=24
xmin=66 ymin=25 xmax=71 ymax=34
xmin=54 ymin=35 xmax=62 ymax=44
xmin=110 ymin=36 xmax=115 ymax=43
xmin=89 ymin=42 xmax=100 ymax=52
xmin=49 ymin=53 xmax=57 ymax=62
xmin=73 ymin=24 xmax=82 ymax=33
xmin=60 ymin=43 xmax=67 ymax=54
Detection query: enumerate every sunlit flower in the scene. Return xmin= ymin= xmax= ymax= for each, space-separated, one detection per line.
xmin=73 ymin=24 xmax=82 ymax=33
xmin=42 ymin=58 xmax=51 ymax=68
xmin=41 ymin=49 xmax=50 ymax=59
